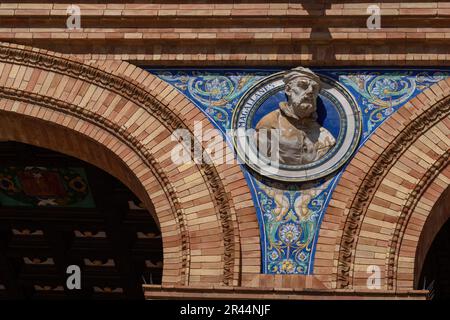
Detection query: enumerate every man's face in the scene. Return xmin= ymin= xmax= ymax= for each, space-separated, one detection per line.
xmin=286 ymin=77 xmax=320 ymax=118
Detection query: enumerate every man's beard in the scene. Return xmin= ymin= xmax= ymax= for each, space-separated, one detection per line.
xmin=293 ymin=102 xmax=315 ymax=118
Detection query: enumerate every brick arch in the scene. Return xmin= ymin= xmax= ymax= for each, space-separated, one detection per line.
xmin=314 ymin=78 xmax=450 ymax=290
xmin=387 ymin=153 xmax=450 ymax=290
xmin=0 ymin=42 xmax=260 ymax=287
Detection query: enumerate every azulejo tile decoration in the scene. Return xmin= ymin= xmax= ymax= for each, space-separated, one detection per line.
xmin=150 ymin=68 xmax=449 ymax=274
xmin=0 ymin=166 xmax=95 ymax=208
xmin=329 ymin=70 xmax=447 ymax=142
xmin=154 ymin=70 xmax=268 ymax=131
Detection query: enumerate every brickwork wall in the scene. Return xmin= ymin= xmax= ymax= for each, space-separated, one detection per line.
xmin=0 ymin=2 xmax=450 ymax=65
xmin=0 ymin=42 xmax=261 ymax=287
xmin=1 ymin=1 xmax=449 ymax=299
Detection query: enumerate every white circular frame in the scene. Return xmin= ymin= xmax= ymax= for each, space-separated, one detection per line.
xmin=232 ymin=72 xmax=362 ymax=182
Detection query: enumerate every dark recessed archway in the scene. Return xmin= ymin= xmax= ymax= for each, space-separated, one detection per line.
xmin=0 ymin=141 xmax=162 ymax=300
xmin=418 ymin=218 xmax=450 ymax=299
xmin=416 ymin=185 xmax=450 ymax=299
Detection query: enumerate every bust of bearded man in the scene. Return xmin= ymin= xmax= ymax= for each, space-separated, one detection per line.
xmin=255 ymin=67 xmax=336 ymax=165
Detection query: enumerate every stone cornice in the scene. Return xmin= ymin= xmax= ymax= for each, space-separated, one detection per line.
xmin=143 ymin=284 xmax=428 ymax=300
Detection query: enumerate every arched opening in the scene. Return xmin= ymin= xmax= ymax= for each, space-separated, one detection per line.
xmin=0 ymin=141 xmax=163 ymax=299
xmin=0 ymin=42 xmax=261 ymax=288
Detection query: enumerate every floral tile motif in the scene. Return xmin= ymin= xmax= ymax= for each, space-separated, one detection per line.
xmin=154 ymin=70 xmax=270 ymax=131
xmin=322 ymin=70 xmax=448 ymax=142
xmin=254 ymin=176 xmax=333 ymax=273
xmin=150 ymin=68 xmax=449 ymax=275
